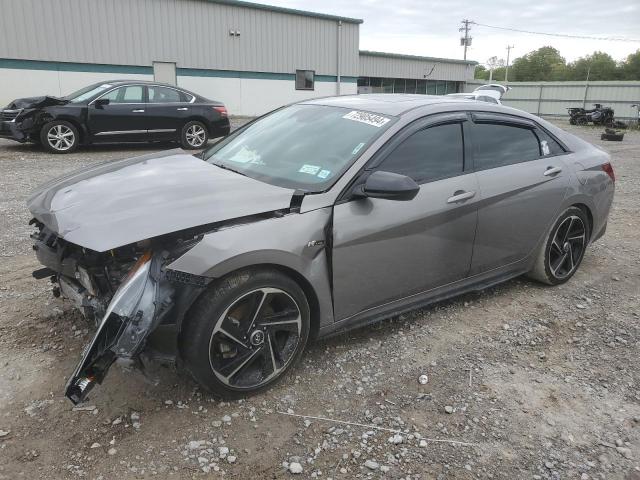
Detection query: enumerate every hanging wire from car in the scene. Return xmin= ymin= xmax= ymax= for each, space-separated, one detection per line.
xmin=471 ymin=21 xmax=640 ymax=43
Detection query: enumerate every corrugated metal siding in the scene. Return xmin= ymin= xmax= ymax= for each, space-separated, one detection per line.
xmin=359 ymin=53 xmax=475 ymax=82
xmin=465 ymin=81 xmax=640 ymax=119
xmin=0 ymin=0 xmax=359 ymax=77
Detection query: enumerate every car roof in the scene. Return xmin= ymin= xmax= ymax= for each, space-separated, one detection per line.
xmin=97 ymin=79 xmax=181 ymax=87
xmin=302 ymin=94 xmax=507 ymax=117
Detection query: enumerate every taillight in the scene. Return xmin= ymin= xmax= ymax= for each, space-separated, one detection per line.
xmin=602 ymin=162 xmax=615 ymax=182
xmin=213 ymin=106 xmax=228 ymax=118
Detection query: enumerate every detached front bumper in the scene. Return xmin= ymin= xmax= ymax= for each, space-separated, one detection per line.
xmin=65 ymin=252 xmax=174 ymax=404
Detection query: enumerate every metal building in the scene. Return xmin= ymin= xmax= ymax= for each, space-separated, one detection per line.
xmin=358 ymin=51 xmax=476 ymax=95
xmin=0 ymin=0 xmax=476 ymax=116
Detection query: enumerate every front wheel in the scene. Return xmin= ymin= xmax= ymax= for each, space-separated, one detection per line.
xmin=180 ymin=120 xmax=209 ymax=149
xmin=40 ymin=120 xmax=79 ymax=153
xmin=528 ymin=207 xmax=590 ymax=285
xmin=180 ymin=268 xmax=310 ymax=399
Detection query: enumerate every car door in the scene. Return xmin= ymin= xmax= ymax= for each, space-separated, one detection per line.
xmin=332 ymin=114 xmax=479 ymax=321
xmin=145 ymin=85 xmax=192 ymax=140
xmin=467 ymin=113 xmax=570 ymax=275
xmin=87 ymin=85 xmax=148 ymax=142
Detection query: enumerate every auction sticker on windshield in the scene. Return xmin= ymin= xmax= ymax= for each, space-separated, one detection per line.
xmin=343 ymin=111 xmax=390 ymax=128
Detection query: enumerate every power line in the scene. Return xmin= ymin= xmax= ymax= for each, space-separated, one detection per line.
xmin=471 ymin=22 xmax=640 ymax=43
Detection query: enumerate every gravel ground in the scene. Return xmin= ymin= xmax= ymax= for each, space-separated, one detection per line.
xmin=0 ymin=120 xmax=638 ymax=480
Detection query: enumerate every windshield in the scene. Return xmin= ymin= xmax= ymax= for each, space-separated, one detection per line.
xmin=203 ymin=104 xmax=395 ymax=191
xmin=64 ymin=83 xmax=115 ymax=103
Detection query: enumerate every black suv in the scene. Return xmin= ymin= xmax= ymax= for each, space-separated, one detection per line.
xmin=0 ymin=80 xmax=230 ymax=153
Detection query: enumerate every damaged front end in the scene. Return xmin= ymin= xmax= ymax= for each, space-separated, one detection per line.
xmin=31 ymin=220 xmax=204 ymax=404
xmin=1 ymin=96 xmax=68 ymax=142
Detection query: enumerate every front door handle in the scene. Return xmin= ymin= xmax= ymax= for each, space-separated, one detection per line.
xmin=447 ymin=190 xmax=476 ymax=204
xmin=177 ymin=107 xmax=189 ymax=111
xmin=544 ymin=166 xmax=562 ymax=176
xmin=132 ymin=109 xmax=145 ymax=113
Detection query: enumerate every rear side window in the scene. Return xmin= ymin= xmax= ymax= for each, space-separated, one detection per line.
xmin=378 ymin=123 xmax=464 ymax=183
xmin=148 ymin=86 xmax=183 ymax=103
xmin=471 ymin=123 xmax=540 ymax=170
xmin=479 ymin=96 xmax=498 ymax=104
xmin=536 ymin=129 xmax=565 ymax=156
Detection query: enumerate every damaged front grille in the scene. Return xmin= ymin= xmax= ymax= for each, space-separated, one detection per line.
xmin=1 ymin=109 xmax=22 ymax=121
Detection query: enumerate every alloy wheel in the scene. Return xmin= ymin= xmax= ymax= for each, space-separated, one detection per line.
xmin=208 ymin=288 xmax=302 ymax=389
xmin=47 ymin=125 xmax=75 ymax=151
xmin=548 ymin=215 xmax=586 ymax=280
xmin=185 ymin=124 xmax=206 ymax=147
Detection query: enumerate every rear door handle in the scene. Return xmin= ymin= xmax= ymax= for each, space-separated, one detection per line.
xmin=544 ymin=166 xmax=562 ymax=176
xmin=447 ymin=190 xmax=476 ymax=204
xmin=132 ymin=109 xmax=145 ymax=113
xmin=177 ymin=107 xmax=189 ymax=111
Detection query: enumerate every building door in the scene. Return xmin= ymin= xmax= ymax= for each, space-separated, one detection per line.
xmin=153 ymin=62 xmax=177 ymax=85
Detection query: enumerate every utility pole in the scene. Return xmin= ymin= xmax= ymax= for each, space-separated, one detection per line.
xmin=505 ymin=45 xmax=514 ymax=82
xmin=459 ymin=20 xmax=472 ymax=60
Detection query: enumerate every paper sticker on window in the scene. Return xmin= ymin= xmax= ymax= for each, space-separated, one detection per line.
xmin=343 ymin=111 xmax=390 ymax=128
xmin=317 ymin=169 xmax=331 ymax=179
xmin=299 ymin=164 xmax=320 ymax=175
xmin=229 ymin=146 xmax=260 ymax=164
xmin=352 ymin=142 xmax=365 ymax=155
xmin=541 ymin=140 xmax=550 ymax=156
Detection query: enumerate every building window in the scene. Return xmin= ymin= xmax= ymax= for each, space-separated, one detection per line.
xmin=296 ymin=70 xmax=315 ymax=90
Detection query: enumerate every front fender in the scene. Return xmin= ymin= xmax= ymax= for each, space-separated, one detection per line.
xmin=167 ymin=207 xmax=334 ymax=329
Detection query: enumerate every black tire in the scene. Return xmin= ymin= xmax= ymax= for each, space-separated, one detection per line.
xmin=180 ymin=268 xmax=310 ymax=399
xmin=40 ymin=120 xmax=79 ymax=153
xmin=569 ymin=117 xmax=577 ymax=125
xmin=576 ymin=116 xmax=588 ymax=126
xmin=180 ymin=120 xmax=209 ymax=149
xmin=528 ymin=206 xmax=590 ymax=286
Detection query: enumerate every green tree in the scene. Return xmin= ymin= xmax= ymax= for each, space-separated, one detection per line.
xmin=510 ymin=46 xmax=567 ymax=81
xmin=620 ymin=50 xmax=640 ymax=80
xmin=567 ymin=51 xmax=619 ymax=80
xmin=474 ymin=65 xmax=489 ymax=80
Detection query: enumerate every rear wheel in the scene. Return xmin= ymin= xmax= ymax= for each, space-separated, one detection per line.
xmin=180 ymin=268 xmax=310 ymax=398
xmin=180 ymin=120 xmax=208 ymax=149
xmin=528 ymin=207 xmax=589 ymax=285
xmin=40 ymin=120 xmax=79 ymax=153
xmin=576 ymin=116 xmax=588 ymax=126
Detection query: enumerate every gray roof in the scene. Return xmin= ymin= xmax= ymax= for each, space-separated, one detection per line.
xmin=303 ymin=94 xmax=474 ymax=116
xmin=197 ymin=0 xmax=363 ymax=24
xmin=360 ymin=50 xmax=478 ymax=66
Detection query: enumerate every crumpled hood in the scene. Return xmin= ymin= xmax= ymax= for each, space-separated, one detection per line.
xmin=6 ymin=96 xmax=69 ymax=109
xmin=27 ymin=149 xmax=295 ymax=251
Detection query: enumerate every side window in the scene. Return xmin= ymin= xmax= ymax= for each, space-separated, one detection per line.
xmin=148 ymin=86 xmax=183 ymax=103
xmin=479 ymin=96 xmax=498 ymax=104
xmin=101 ymin=85 xmax=144 ymax=104
xmin=536 ymin=129 xmax=566 ymax=156
xmin=295 ymin=70 xmax=314 ymax=91
xmin=471 ymin=123 xmax=540 ymax=170
xmin=379 ymin=123 xmax=464 ymax=183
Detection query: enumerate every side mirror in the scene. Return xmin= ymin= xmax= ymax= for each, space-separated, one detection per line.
xmin=94 ymin=98 xmax=110 ymax=109
xmin=359 ymin=170 xmax=420 ymax=201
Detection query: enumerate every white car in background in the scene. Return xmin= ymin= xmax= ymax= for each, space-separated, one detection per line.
xmin=448 ymin=84 xmax=511 ymax=105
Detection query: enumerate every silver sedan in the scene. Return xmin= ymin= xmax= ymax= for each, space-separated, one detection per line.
xmin=27 ymin=94 xmax=614 ymax=402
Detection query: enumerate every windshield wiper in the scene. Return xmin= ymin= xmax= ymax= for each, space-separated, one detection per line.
xmin=211 ymin=162 xmax=248 ymax=177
